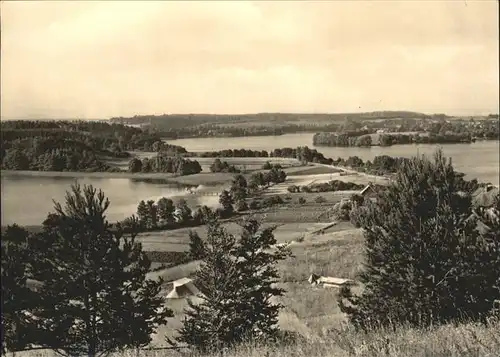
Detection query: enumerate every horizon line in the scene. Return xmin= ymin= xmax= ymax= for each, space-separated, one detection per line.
xmin=1 ymin=110 xmax=499 ymax=121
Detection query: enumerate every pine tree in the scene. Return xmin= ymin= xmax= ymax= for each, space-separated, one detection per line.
xmin=1 ymin=225 xmax=39 ymax=353
xmin=29 ymin=184 xmax=172 ymax=356
xmin=173 ymin=220 xmax=240 ymax=353
xmin=136 ymin=200 xmax=149 ymax=229
xmin=173 ymin=218 xmax=289 ymax=352
xmin=188 ymin=230 xmax=207 ymax=260
xmin=339 ymin=149 xmax=498 ymax=329
xmin=232 ymin=219 xmax=290 ymax=342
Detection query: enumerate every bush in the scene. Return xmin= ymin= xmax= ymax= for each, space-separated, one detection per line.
xmin=249 ymin=200 xmax=261 ymax=210
xmin=262 ymin=196 xmax=284 ymax=208
xmin=315 ymin=195 xmax=327 ymax=203
xmin=236 ymin=200 xmax=249 ymax=212
xmin=298 ymin=197 xmax=306 ymax=204
xmin=262 ymin=161 xmax=272 ymax=170
xmin=301 ymin=186 xmax=312 ymax=193
xmin=287 ymin=185 xmax=300 ymax=193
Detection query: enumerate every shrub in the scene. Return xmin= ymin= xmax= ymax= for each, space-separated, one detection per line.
xmin=236 ymin=200 xmax=249 ymax=212
xmin=262 ymin=196 xmax=284 ymax=208
xmin=298 ymin=197 xmax=307 ymax=204
xmin=315 ymin=195 xmax=327 ymax=203
xmin=249 ymin=200 xmax=261 ymax=210
xmin=301 ymin=186 xmax=312 ymax=193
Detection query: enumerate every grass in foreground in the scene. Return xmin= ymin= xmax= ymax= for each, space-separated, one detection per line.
xmin=14 ymin=319 xmax=500 ymax=357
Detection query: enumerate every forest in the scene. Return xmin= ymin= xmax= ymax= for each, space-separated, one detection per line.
xmin=0 ymin=120 xmax=187 ymax=172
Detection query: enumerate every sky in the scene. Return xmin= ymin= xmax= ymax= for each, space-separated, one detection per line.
xmin=1 ymin=0 xmax=498 ymax=119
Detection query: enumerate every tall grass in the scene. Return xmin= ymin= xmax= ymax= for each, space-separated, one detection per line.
xmin=15 ymin=319 xmax=500 ymax=357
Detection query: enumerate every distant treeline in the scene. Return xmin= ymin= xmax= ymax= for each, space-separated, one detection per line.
xmin=110 ymin=111 xmax=430 ymax=127
xmin=0 ymin=120 xmax=187 ymax=172
xmin=187 ymin=149 xmax=270 ymax=158
xmin=379 ymin=132 xmax=473 ymax=146
xmin=110 ymin=111 xmax=432 ymax=139
xmin=189 ymin=146 xmax=331 ymax=163
xmin=269 ymin=146 xmax=332 ymax=164
xmin=128 ymin=154 xmax=202 ymax=175
xmin=313 ymin=132 xmax=476 ymax=147
xmin=313 ymin=119 xmax=499 ymax=147
xmin=313 ymin=132 xmax=373 ymax=147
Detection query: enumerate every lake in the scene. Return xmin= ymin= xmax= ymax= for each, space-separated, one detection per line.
xmin=169 ymin=133 xmax=499 ymax=185
xmin=2 ymin=133 xmax=498 ymax=226
xmin=0 ymin=176 xmax=219 ymax=226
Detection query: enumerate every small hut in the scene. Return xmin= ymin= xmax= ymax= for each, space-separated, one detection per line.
xmin=308 ymin=273 xmax=356 ymax=289
xmin=166 ymin=278 xmax=200 ymax=299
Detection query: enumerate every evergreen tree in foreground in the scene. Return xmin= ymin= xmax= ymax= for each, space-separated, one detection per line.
xmin=173 ymin=217 xmax=289 ymax=352
xmin=472 ymin=193 xmax=500 ymax=320
xmin=29 ymin=184 xmax=172 ymax=357
xmin=339 ymin=149 xmax=500 ymax=329
xmin=1 ymin=225 xmax=39 ymax=353
xmin=232 ymin=219 xmax=290 ymax=341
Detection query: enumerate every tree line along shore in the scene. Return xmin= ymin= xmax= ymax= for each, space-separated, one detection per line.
xmin=2 ymin=117 xmax=498 ymax=173
xmin=2 ymin=148 xmax=499 ymax=356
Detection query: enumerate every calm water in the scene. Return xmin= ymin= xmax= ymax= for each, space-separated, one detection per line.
xmin=169 ymin=133 xmax=499 ymax=185
xmin=0 ymin=176 xmax=216 ymax=226
xmin=2 ymin=133 xmax=498 ymax=226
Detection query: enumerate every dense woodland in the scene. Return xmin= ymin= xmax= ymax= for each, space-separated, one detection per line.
xmin=0 ymin=120 xmax=187 ymax=172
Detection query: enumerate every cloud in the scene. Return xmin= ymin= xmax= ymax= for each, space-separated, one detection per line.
xmin=1 ymin=0 xmax=498 ymax=118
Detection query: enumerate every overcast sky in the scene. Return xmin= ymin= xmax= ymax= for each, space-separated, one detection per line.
xmin=1 ymin=0 xmax=498 ymax=119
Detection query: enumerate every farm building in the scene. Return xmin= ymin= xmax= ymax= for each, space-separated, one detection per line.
xmin=166 ymin=277 xmax=200 ymax=299
xmin=308 ymin=273 xmax=356 ymax=289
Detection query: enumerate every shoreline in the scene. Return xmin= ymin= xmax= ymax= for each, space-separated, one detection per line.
xmin=1 ymin=170 xmax=234 ymax=186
